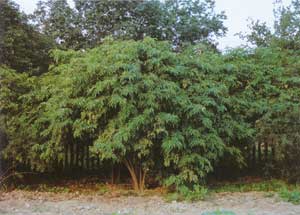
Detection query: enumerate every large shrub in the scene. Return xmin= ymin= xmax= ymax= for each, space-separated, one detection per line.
xmin=1 ymin=38 xmax=241 ymax=191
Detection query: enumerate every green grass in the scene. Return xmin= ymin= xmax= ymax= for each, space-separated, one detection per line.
xmin=201 ymin=210 xmax=236 ymax=215
xmin=163 ymin=179 xmax=300 ymax=203
xmin=279 ymin=188 xmax=300 ymax=204
xmin=166 ymin=180 xmax=288 ymax=202
xmin=14 ymin=179 xmax=300 ymax=205
xmin=97 ymin=184 xmax=109 ymax=195
xmin=16 ymin=184 xmax=71 ymax=193
xmin=165 ymin=185 xmax=208 ymax=202
xmin=211 ymin=179 xmax=300 ymax=205
xmin=211 ymin=179 xmax=287 ymax=193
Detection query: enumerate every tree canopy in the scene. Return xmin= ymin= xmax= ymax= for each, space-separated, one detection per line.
xmin=1 ymin=38 xmax=240 ymax=191
xmin=0 ymin=0 xmax=53 ymax=75
xmin=1 ymin=0 xmax=300 ymax=192
xmin=31 ymin=0 xmax=226 ymax=49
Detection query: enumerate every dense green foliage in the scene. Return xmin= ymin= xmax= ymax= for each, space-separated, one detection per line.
xmin=279 ymin=188 xmax=300 ymax=204
xmin=1 ymin=0 xmax=300 ymax=193
xmin=31 ymin=0 xmax=226 ymax=49
xmin=1 ymin=38 xmax=241 ymax=191
xmin=2 ymin=36 xmax=300 ymax=190
xmin=0 ymin=0 xmax=53 ymax=74
xmin=242 ymin=0 xmax=300 ymax=181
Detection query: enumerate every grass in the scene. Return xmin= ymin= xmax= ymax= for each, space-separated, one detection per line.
xmin=165 ymin=185 xmax=208 ymax=202
xmin=97 ymin=183 xmax=109 ymax=195
xmin=110 ymin=210 xmax=237 ymax=215
xmin=210 ymin=179 xmax=300 ymax=205
xmin=165 ymin=179 xmax=289 ymax=202
xmin=202 ymin=210 xmax=236 ymax=215
xmin=17 ymin=184 xmax=71 ymax=193
xmin=279 ymin=188 xmax=300 ymax=204
xmin=165 ymin=179 xmax=300 ymax=203
xmin=211 ymin=179 xmax=287 ymax=193
xmin=12 ymin=178 xmax=300 ymax=205
xmin=15 ymin=180 xmax=147 ymax=198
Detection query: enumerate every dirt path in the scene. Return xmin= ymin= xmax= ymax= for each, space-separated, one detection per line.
xmin=0 ymin=190 xmax=300 ymax=215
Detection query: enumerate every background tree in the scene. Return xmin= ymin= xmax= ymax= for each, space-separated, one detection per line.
xmin=239 ymin=20 xmax=272 ymax=47
xmin=31 ymin=0 xmax=227 ymax=49
xmin=241 ymin=0 xmax=300 ymax=50
xmin=0 ymin=0 xmax=53 ymax=75
xmin=163 ymin=0 xmax=227 ymax=47
xmin=3 ymin=0 xmax=300 ymax=191
xmin=32 ymin=0 xmax=85 ymax=50
xmin=1 ymin=38 xmax=242 ymax=191
xmin=273 ymin=0 xmax=300 ymax=49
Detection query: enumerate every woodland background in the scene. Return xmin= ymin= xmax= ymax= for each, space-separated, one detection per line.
xmin=1 ymin=0 xmax=300 ymax=195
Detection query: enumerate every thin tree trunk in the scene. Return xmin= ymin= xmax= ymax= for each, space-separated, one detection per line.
xmin=70 ymin=140 xmax=74 ymax=170
xmin=111 ymin=164 xmax=114 ymax=185
xmin=265 ymin=140 xmax=269 ymax=162
xmin=64 ymin=143 xmax=68 ymax=170
xmin=86 ymin=144 xmax=90 ymax=170
xmin=258 ymin=142 xmax=262 ymax=166
xmin=76 ymin=143 xmax=79 ymax=168
xmin=91 ymin=157 xmax=94 ymax=171
xmin=117 ymin=164 xmax=121 ymax=183
xmin=252 ymin=144 xmax=256 ymax=169
xmin=139 ymin=164 xmax=142 ymax=190
xmin=141 ymin=169 xmax=147 ymax=192
xmin=272 ymin=137 xmax=276 ymax=162
xmin=123 ymin=159 xmax=140 ymax=192
xmin=81 ymin=143 xmax=84 ymax=169
xmin=97 ymin=156 xmax=100 ymax=170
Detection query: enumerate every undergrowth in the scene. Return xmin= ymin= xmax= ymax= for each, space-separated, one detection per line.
xmin=165 ymin=179 xmax=300 ymax=203
xmin=165 ymin=185 xmax=208 ymax=202
xmin=11 ymin=179 xmax=300 ymax=205
xmin=212 ymin=179 xmax=287 ymax=193
xmin=279 ymin=188 xmax=300 ymax=204
xmin=17 ymin=184 xmax=71 ymax=193
xmin=201 ymin=210 xmax=236 ymax=215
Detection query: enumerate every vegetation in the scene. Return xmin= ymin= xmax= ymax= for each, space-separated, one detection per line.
xmin=0 ymin=0 xmax=53 ymax=75
xmin=31 ymin=0 xmax=226 ymax=49
xmin=166 ymin=185 xmax=208 ymax=202
xmin=279 ymin=188 xmax=300 ymax=205
xmin=9 ymin=177 xmax=300 ymax=206
xmin=1 ymin=0 xmax=300 ymax=201
xmin=202 ymin=211 xmax=236 ymax=215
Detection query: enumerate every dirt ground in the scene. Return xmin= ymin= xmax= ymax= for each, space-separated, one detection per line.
xmin=0 ymin=190 xmax=300 ymax=215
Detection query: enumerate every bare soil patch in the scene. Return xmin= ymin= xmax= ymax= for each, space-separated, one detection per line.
xmin=0 ymin=190 xmax=300 ymax=215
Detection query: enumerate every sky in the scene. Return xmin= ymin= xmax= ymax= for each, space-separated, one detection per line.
xmin=14 ymin=0 xmax=292 ymax=50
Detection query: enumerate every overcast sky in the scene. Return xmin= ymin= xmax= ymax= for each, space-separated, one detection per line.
xmin=14 ymin=0 xmax=292 ymax=50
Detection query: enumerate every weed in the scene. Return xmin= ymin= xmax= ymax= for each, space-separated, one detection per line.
xmin=202 ymin=210 xmax=236 ymax=215
xmin=212 ymin=179 xmax=286 ymax=193
xmin=97 ymin=184 xmax=109 ymax=195
xmin=166 ymin=185 xmax=208 ymax=202
xmin=212 ymin=179 xmax=300 ymax=205
xmin=264 ymin=192 xmax=275 ymax=198
xmin=279 ymin=188 xmax=300 ymax=204
xmin=36 ymin=184 xmax=70 ymax=193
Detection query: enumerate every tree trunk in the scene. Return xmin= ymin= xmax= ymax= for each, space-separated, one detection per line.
xmin=265 ymin=139 xmax=269 ymax=162
xmin=116 ymin=164 xmax=121 ymax=183
xmin=76 ymin=143 xmax=79 ymax=168
xmin=70 ymin=140 xmax=74 ymax=170
xmin=258 ymin=142 xmax=262 ymax=166
xmin=81 ymin=143 xmax=84 ymax=169
xmin=86 ymin=144 xmax=90 ymax=170
xmin=64 ymin=143 xmax=69 ymax=170
xmin=111 ymin=164 xmax=115 ymax=185
xmin=252 ymin=144 xmax=256 ymax=170
xmin=123 ymin=159 xmax=146 ymax=192
xmin=0 ymin=129 xmax=8 ymax=177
